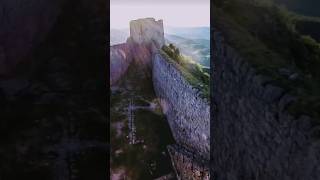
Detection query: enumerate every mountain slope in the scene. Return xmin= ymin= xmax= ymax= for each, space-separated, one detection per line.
xmin=214 ymin=0 xmax=320 ymax=118
xmin=165 ymin=27 xmax=210 ymax=40
xmin=165 ymin=34 xmax=210 ymax=67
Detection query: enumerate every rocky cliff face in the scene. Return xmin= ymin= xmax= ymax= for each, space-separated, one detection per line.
xmin=211 ymin=31 xmax=320 ymax=180
xmin=110 ymin=43 xmax=132 ymax=85
xmin=0 ymin=0 xmax=65 ymax=76
xmin=128 ymin=18 xmax=164 ymax=71
xmin=110 ymin=18 xmax=165 ymax=85
xmin=153 ymin=53 xmax=210 ymax=178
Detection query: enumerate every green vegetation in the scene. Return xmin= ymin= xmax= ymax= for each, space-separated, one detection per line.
xmin=214 ymin=0 xmax=320 ymax=119
xmin=110 ymin=62 xmax=175 ymax=179
xmin=161 ymin=44 xmax=210 ymax=99
xmin=271 ymin=0 xmax=320 ymax=17
xmin=165 ymin=34 xmax=210 ymax=67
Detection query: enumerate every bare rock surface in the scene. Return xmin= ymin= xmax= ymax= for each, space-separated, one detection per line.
xmin=110 ymin=43 xmax=132 ymax=86
xmin=110 ymin=18 xmax=165 ymax=85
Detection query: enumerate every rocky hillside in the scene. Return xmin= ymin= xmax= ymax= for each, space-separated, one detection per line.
xmin=212 ymin=0 xmax=320 ymax=179
xmin=212 ymin=31 xmax=320 ymax=180
xmin=165 ymin=34 xmax=210 ymax=67
xmin=110 ymin=18 xmax=210 ymax=179
xmin=110 ymin=43 xmax=132 ymax=85
xmin=110 ymin=18 xmax=165 ymax=86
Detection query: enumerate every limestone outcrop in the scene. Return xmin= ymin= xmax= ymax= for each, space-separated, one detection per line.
xmin=110 ymin=43 xmax=132 ymax=85
xmin=110 ymin=18 xmax=165 ymax=85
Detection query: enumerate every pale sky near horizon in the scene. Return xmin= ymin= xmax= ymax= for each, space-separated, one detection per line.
xmin=110 ymin=0 xmax=210 ymax=29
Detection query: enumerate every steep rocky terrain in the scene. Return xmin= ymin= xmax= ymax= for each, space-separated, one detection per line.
xmin=212 ymin=31 xmax=320 ymax=179
xmin=110 ymin=18 xmax=178 ymax=179
xmin=110 ymin=18 xmax=210 ymax=179
xmin=110 ymin=43 xmax=132 ymax=85
xmin=165 ymin=34 xmax=210 ymax=68
xmin=211 ymin=0 xmax=320 ymax=179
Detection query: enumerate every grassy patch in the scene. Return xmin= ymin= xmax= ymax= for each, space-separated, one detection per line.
xmin=214 ymin=0 xmax=320 ymax=120
xmin=110 ymin=62 xmax=175 ymax=178
xmin=161 ymin=44 xmax=210 ymax=99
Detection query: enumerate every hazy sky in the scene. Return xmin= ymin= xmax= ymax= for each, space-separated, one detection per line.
xmin=110 ymin=0 xmax=210 ymax=29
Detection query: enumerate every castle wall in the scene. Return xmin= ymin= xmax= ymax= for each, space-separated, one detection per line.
xmin=211 ymin=31 xmax=320 ymax=180
xmin=130 ymin=18 xmax=165 ymax=49
xmin=152 ymin=52 xmax=210 ymax=158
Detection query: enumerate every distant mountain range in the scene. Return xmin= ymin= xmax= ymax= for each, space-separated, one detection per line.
xmin=110 ymin=28 xmax=129 ymax=45
xmin=165 ymin=34 xmax=210 ymax=68
xmin=110 ymin=26 xmax=210 ymax=44
xmin=110 ymin=27 xmax=210 ymax=67
xmin=165 ymin=27 xmax=210 ymax=40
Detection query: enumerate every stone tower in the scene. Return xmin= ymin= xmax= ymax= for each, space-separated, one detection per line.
xmin=129 ymin=18 xmax=165 ymax=50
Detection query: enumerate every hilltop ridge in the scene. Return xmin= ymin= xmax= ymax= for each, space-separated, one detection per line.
xmin=110 ymin=18 xmax=210 ymax=179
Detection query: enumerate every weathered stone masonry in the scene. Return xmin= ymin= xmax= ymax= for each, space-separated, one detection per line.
xmin=168 ymin=144 xmax=210 ymax=180
xmin=153 ymin=53 xmax=210 ymax=179
xmin=153 ymin=53 xmax=210 ymax=158
xmin=211 ymin=31 xmax=320 ymax=180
